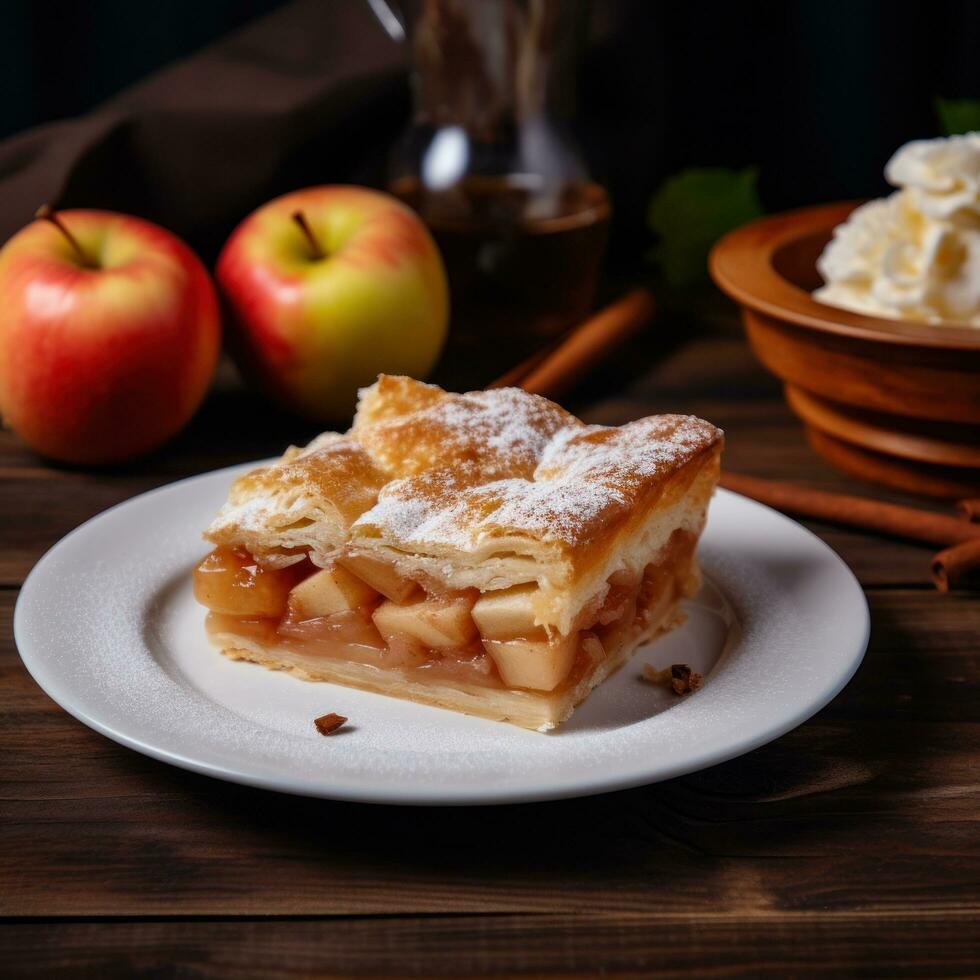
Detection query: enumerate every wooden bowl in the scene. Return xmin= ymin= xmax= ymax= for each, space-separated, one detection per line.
xmin=710 ymin=202 xmax=980 ymax=498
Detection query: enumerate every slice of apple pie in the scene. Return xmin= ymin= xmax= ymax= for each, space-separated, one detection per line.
xmin=195 ymin=375 xmax=723 ymax=731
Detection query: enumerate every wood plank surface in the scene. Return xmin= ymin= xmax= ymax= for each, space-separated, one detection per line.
xmin=2 ymin=913 xmax=979 ymax=978
xmin=2 ymin=334 xmax=978 ymax=975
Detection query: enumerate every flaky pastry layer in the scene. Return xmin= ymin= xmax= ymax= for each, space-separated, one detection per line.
xmin=205 ymin=375 xmax=723 ymax=631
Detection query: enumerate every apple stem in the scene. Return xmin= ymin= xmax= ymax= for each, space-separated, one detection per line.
xmin=35 ymin=204 xmax=92 ymax=267
xmin=291 ymin=210 xmax=326 ymax=261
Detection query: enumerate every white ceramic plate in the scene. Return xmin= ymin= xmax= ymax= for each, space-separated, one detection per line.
xmin=14 ymin=464 xmax=869 ymax=805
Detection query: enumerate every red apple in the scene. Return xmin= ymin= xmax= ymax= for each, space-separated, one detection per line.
xmin=216 ymin=185 xmax=448 ymax=420
xmin=0 ymin=208 xmax=220 ymax=464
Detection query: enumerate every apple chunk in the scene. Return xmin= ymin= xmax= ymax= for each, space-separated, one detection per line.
xmin=471 ymin=584 xmax=539 ymax=640
xmin=337 ymin=554 xmax=420 ymax=603
xmin=373 ymin=595 xmax=478 ymax=650
xmin=288 ymin=565 xmax=379 ymax=619
xmin=482 ymin=633 xmax=579 ymax=691
xmin=193 ymin=548 xmax=301 ymax=617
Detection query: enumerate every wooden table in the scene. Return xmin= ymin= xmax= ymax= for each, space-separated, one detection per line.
xmin=3 ymin=331 xmax=978 ymax=977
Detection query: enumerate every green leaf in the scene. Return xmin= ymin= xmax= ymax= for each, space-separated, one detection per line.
xmin=647 ymin=166 xmax=763 ymax=288
xmin=935 ymin=97 xmax=980 ymax=136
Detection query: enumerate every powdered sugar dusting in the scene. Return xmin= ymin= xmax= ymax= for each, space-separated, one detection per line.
xmin=353 ymin=393 xmax=722 ymax=553
xmin=424 ymin=387 xmax=573 ymax=470
xmin=361 ymin=470 xmax=627 ymax=551
xmin=203 ymin=375 xmax=722 ymax=560
xmin=351 ymin=383 xmax=576 ymax=480
xmin=478 ymin=475 xmax=626 ymax=545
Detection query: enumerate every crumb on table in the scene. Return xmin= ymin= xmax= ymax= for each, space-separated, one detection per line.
xmin=314 ymin=712 xmax=348 ymax=735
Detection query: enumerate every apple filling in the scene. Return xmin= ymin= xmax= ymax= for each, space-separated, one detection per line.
xmin=194 ymin=533 xmax=697 ymax=696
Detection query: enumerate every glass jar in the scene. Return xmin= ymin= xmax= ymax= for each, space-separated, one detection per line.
xmin=371 ymin=0 xmax=610 ymax=386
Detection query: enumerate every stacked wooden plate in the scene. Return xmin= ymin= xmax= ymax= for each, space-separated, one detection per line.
xmin=711 ymin=202 xmax=980 ymax=498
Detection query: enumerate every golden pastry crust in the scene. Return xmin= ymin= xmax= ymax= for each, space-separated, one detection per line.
xmin=204 ymin=433 xmax=389 ymax=567
xmin=204 ymin=375 xmax=723 ymax=627
xmin=353 ymin=373 xmax=448 ymax=427
xmin=352 ymin=375 xmax=576 ymax=478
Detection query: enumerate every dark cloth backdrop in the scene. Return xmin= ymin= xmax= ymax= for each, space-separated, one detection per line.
xmin=0 ymin=1 xmax=405 ymax=261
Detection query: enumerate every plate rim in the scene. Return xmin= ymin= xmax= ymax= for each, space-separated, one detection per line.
xmin=13 ymin=465 xmax=871 ymax=806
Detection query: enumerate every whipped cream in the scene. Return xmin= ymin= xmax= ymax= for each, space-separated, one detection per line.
xmin=815 ymin=133 xmax=980 ymax=325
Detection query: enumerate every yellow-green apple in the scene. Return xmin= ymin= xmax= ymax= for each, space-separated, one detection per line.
xmin=0 ymin=207 xmax=220 ymax=464
xmin=216 ymin=186 xmax=448 ymax=420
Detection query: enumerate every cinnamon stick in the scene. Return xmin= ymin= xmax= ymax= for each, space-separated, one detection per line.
xmin=719 ymin=472 xmax=980 ymax=548
xmin=931 ymin=539 xmax=980 ymax=592
xmin=955 ymin=498 xmax=980 ymax=523
xmin=502 ymin=287 xmax=654 ymax=399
